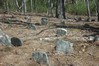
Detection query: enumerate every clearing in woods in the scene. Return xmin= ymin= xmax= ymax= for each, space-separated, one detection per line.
xmin=0 ymin=14 xmax=99 ymax=66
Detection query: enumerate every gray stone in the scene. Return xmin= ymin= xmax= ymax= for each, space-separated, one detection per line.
xmin=94 ymin=36 xmax=99 ymax=41
xmin=56 ymin=39 xmax=74 ymax=54
xmin=32 ymin=52 xmax=49 ymax=66
xmin=0 ymin=29 xmax=12 ymax=47
xmin=56 ymin=28 xmax=67 ymax=36
xmin=24 ymin=16 xmax=31 ymax=20
xmin=11 ymin=37 xmax=23 ymax=47
xmin=88 ymin=36 xmax=99 ymax=42
xmin=41 ymin=17 xmax=48 ymax=25
xmin=27 ymin=23 xmax=36 ymax=30
xmin=88 ymin=36 xmax=95 ymax=41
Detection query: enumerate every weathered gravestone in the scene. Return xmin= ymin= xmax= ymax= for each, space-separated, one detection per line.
xmin=56 ymin=39 xmax=74 ymax=54
xmin=56 ymin=28 xmax=67 ymax=36
xmin=11 ymin=37 xmax=23 ymax=47
xmin=27 ymin=23 xmax=36 ymax=30
xmin=94 ymin=36 xmax=99 ymax=41
xmin=41 ymin=17 xmax=48 ymax=25
xmin=88 ymin=36 xmax=95 ymax=42
xmin=24 ymin=16 xmax=31 ymax=20
xmin=0 ymin=29 xmax=23 ymax=47
xmin=32 ymin=52 xmax=49 ymax=66
xmin=88 ymin=35 xmax=99 ymax=42
xmin=0 ymin=29 xmax=12 ymax=47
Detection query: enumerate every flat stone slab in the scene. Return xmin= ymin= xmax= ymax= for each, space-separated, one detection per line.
xmin=56 ymin=39 xmax=74 ymax=54
xmin=56 ymin=28 xmax=67 ymax=36
xmin=32 ymin=52 xmax=49 ymax=66
xmin=41 ymin=17 xmax=48 ymax=25
xmin=11 ymin=37 xmax=23 ymax=47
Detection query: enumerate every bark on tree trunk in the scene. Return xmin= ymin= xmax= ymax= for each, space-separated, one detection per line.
xmin=85 ymin=0 xmax=91 ymax=22
xmin=30 ymin=0 xmax=33 ymax=12
xmin=94 ymin=0 xmax=97 ymax=17
xmin=6 ymin=1 xmax=9 ymax=14
xmin=46 ymin=0 xmax=53 ymax=17
xmin=33 ymin=0 xmax=37 ymax=13
xmin=71 ymin=0 xmax=77 ymax=4
xmin=56 ymin=0 xmax=66 ymax=19
xmin=15 ymin=0 xmax=22 ymax=12
xmin=22 ymin=0 xmax=27 ymax=14
xmin=96 ymin=0 xmax=99 ymax=21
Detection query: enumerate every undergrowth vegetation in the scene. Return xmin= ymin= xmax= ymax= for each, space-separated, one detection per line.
xmin=0 ymin=0 xmax=96 ymax=15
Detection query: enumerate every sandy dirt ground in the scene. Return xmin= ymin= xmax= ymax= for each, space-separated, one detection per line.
xmin=0 ymin=14 xmax=99 ymax=66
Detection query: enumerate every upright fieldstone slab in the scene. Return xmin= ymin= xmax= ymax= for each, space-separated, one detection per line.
xmin=41 ymin=17 xmax=48 ymax=25
xmin=11 ymin=37 xmax=23 ymax=47
xmin=27 ymin=23 xmax=36 ymax=30
xmin=56 ymin=39 xmax=74 ymax=54
xmin=88 ymin=36 xmax=95 ymax=42
xmin=0 ymin=29 xmax=12 ymax=46
xmin=24 ymin=16 xmax=31 ymax=20
xmin=32 ymin=52 xmax=49 ymax=66
xmin=56 ymin=28 xmax=67 ymax=36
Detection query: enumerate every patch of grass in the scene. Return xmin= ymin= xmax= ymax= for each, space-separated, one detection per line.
xmin=66 ymin=0 xmax=96 ymax=15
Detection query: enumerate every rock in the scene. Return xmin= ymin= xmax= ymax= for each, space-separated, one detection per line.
xmin=56 ymin=39 xmax=74 ymax=54
xmin=94 ymin=36 xmax=99 ymax=41
xmin=32 ymin=52 xmax=49 ymax=66
xmin=94 ymin=36 xmax=99 ymax=46
xmin=56 ymin=28 xmax=67 ymax=36
xmin=41 ymin=17 xmax=48 ymax=25
xmin=0 ymin=29 xmax=12 ymax=46
xmin=88 ymin=36 xmax=95 ymax=41
xmin=60 ymin=20 xmax=65 ymax=26
xmin=88 ymin=36 xmax=99 ymax=42
xmin=24 ymin=16 xmax=31 ymax=20
xmin=27 ymin=23 xmax=36 ymax=30
xmin=11 ymin=37 xmax=23 ymax=47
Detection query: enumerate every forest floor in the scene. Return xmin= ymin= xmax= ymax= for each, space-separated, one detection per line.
xmin=0 ymin=14 xmax=99 ymax=66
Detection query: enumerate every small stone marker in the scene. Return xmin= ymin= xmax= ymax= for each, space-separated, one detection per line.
xmin=56 ymin=39 xmax=74 ymax=54
xmin=32 ymin=52 xmax=49 ymax=66
xmin=27 ymin=23 xmax=36 ymax=30
xmin=56 ymin=28 xmax=67 ymax=36
xmin=94 ymin=36 xmax=99 ymax=41
xmin=88 ymin=36 xmax=95 ymax=41
xmin=41 ymin=17 xmax=48 ymax=25
xmin=24 ymin=16 xmax=31 ymax=20
xmin=11 ymin=37 xmax=23 ymax=47
xmin=0 ymin=29 xmax=12 ymax=46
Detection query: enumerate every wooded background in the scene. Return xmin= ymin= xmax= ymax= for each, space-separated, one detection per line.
xmin=0 ymin=0 xmax=99 ymax=21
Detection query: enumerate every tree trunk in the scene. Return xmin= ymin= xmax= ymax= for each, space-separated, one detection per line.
xmin=30 ymin=0 xmax=33 ymax=12
xmin=46 ymin=0 xmax=53 ymax=17
xmin=22 ymin=0 xmax=27 ymax=14
xmin=85 ymin=0 xmax=91 ymax=22
xmin=56 ymin=0 xmax=58 ymax=18
xmin=6 ymin=1 xmax=9 ymax=14
xmin=15 ymin=0 xmax=22 ymax=12
xmin=56 ymin=0 xmax=66 ymax=19
xmin=33 ymin=0 xmax=37 ymax=13
xmin=96 ymin=0 xmax=99 ymax=21
xmin=71 ymin=0 xmax=77 ymax=4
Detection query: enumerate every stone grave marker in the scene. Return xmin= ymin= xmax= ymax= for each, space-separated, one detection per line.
xmin=56 ymin=39 xmax=74 ymax=54
xmin=27 ymin=23 xmax=36 ymax=30
xmin=0 ymin=29 xmax=12 ymax=47
xmin=56 ymin=28 xmax=67 ymax=36
xmin=11 ymin=37 xmax=23 ymax=47
xmin=41 ymin=17 xmax=48 ymax=25
xmin=32 ymin=51 xmax=49 ymax=66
